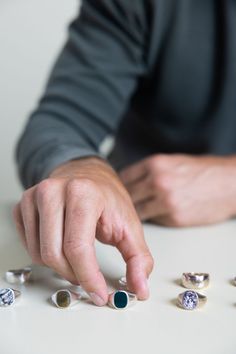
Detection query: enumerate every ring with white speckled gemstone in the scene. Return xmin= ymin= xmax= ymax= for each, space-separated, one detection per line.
xmin=108 ymin=290 xmax=137 ymax=310
xmin=181 ymin=272 xmax=210 ymax=289
xmin=177 ymin=290 xmax=207 ymax=310
xmin=5 ymin=267 xmax=32 ymax=285
xmin=0 ymin=288 xmax=21 ymax=307
xmin=51 ymin=289 xmax=82 ymax=309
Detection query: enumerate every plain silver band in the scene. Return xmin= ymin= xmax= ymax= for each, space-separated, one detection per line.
xmin=182 ymin=272 xmax=210 ymax=289
xmin=5 ymin=268 xmax=32 ymax=285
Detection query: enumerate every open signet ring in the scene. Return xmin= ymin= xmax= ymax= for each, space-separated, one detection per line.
xmin=177 ymin=290 xmax=207 ymax=310
xmin=181 ymin=272 xmax=210 ymax=289
xmin=0 ymin=288 xmax=21 ymax=307
xmin=5 ymin=267 xmax=32 ymax=285
xmin=51 ymin=289 xmax=82 ymax=309
xmin=108 ymin=290 xmax=137 ymax=310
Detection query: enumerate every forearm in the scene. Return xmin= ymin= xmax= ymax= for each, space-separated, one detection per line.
xmin=15 ymin=0 xmax=147 ymax=189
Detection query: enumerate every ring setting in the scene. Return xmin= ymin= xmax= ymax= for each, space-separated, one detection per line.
xmin=0 ymin=288 xmax=21 ymax=307
xmin=108 ymin=290 xmax=137 ymax=310
xmin=5 ymin=267 xmax=32 ymax=285
xmin=177 ymin=290 xmax=207 ymax=310
xmin=51 ymin=289 xmax=82 ymax=309
xmin=182 ymin=272 xmax=210 ymax=289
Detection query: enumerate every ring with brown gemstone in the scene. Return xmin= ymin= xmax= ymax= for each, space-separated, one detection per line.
xmin=181 ymin=272 xmax=210 ymax=289
xmin=51 ymin=289 xmax=82 ymax=309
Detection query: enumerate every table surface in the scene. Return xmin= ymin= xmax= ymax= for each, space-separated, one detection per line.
xmin=0 ymin=201 xmax=235 ymax=354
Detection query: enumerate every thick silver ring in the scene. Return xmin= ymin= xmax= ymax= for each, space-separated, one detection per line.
xmin=108 ymin=290 xmax=137 ymax=310
xmin=181 ymin=272 xmax=210 ymax=289
xmin=51 ymin=289 xmax=82 ymax=309
xmin=5 ymin=267 xmax=32 ymax=285
xmin=177 ymin=290 xmax=207 ymax=310
xmin=0 ymin=288 xmax=21 ymax=307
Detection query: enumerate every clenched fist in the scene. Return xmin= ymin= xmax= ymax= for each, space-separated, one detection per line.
xmin=120 ymin=154 xmax=236 ymax=227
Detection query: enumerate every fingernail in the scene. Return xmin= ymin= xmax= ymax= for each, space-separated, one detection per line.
xmin=89 ymin=292 xmax=106 ymax=306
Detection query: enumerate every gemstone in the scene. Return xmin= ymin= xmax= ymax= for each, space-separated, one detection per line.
xmin=56 ymin=290 xmax=71 ymax=308
xmin=182 ymin=291 xmax=198 ymax=310
xmin=0 ymin=288 xmax=15 ymax=307
xmin=114 ymin=291 xmax=128 ymax=309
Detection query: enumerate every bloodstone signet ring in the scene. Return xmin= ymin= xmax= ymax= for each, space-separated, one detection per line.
xmin=181 ymin=272 xmax=210 ymax=289
xmin=108 ymin=290 xmax=137 ymax=310
xmin=0 ymin=288 xmax=21 ymax=307
xmin=5 ymin=267 xmax=32 ymax=285
xmin=177 ymin=290 xmax=207 ymax=310
xmin=51 ymin=289 xmax=82 ymax=309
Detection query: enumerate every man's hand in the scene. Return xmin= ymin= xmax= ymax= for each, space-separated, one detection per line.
xmin=120 ymin=154 xmax=236 ymax=227
xmin=13 ymin=158 xmax=154 ymax=306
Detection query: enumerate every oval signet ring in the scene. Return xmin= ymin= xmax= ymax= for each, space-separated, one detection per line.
xmin=108 ymin=290 xmax=137 ymax=310
xmin=0 ymin=288 xmax=21 ymax=307
xmin=51 ymin=289 xmax=82 ymax=309
xmin=177 ymin=290 xmax=207 ymax=310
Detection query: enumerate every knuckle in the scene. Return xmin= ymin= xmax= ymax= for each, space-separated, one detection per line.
xmin=64 ymin=240 xmax=88 ymax=259
xmin=36 ymin=179 xmax=56 ymax=204
xmin=153 ymin=154 xmax=168 ymax=170
xmin=165 ymin=192 xmax=179 ymax=212
xmin=41 ymin=247 xmax=59 ymax=266
xmin=153 ymin=174 xmax=171 ymax=192
xmin=67 ymin=178 xmax=96 ymax=198
xmin=21 ymin=188 xmax=34 ymax=207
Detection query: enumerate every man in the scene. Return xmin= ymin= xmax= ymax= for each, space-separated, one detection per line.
xmin=13 ymin=0 xmax=236 ymax=306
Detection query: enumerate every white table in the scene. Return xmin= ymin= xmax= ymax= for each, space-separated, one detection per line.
xmin=1 ymin=201 xmax=235 ymax=354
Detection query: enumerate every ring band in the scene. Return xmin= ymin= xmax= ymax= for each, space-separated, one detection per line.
xmin=118 ymin=276 xmax=127 ymax=288
xmin=177 ymin=290 xmax=207 ymax=310
xmin=51 ymin=289 xmax=82 ymax=309
xmin=0 ymin=288 xmax=21 ymax=307
xmin=108 ymin=290 xmax=137 ymax=310
xmin=181 ymin=272 xmax=210 ymax=289
xmin=5 ymin=267 xmax=32 ymax=285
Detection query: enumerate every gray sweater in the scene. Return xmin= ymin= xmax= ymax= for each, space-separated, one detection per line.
xmin=16 ymin=0 xmax=236 ymax=188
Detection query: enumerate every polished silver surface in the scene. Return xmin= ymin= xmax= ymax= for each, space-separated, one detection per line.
xmin=182 ymin=272 xmax=210 ymax=289
xmin=5 ymin=267 xmax=32 ymax=285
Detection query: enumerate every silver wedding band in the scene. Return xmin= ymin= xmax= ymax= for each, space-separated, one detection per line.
xmin=182 ymin=272 xmax=210 ymax=289
xmin=5 ymin=267 xmax=32 ymax=285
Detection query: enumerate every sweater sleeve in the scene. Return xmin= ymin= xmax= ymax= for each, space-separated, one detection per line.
xmin=15 ymin=0 xmax=148 ymax=189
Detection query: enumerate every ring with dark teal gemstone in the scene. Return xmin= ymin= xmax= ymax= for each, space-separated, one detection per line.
xmin=177 ymin=290 xmax=207 ymax=310
xmin=0 ymin=288 xmax=21 ymax=307
xmin=108 ymin=290 xmax=137 ymax=310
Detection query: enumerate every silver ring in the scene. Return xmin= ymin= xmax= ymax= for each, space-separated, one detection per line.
xmin=232 ymin=277 xmax=236 ymax=286
xmin=51 ymin=289 xmax=82 ymax=309
xmin=0 ymin=288 xmax=21 ymax=307
xmin=181 ymin=272 xmax=210 ymax=289
xmin=177 ymin=290 xmax=207 ymax=310
xmin=5 ymin=267 xmax=32 ymax=285
xmin=108 ymin=290 xmax=137 ymax=310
